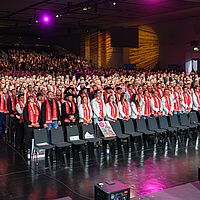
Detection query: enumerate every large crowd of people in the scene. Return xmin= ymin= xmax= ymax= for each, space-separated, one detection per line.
xmin=0 ymin=47 xmax=200 ymax=154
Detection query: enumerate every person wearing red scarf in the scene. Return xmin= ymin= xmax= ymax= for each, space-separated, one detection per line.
xmin=162 ymin=89 xmax=174 ymax=116
xmin=130 ymin=94 xmax=141 ymax=119
xmin=118 ymin=92 xmax=131 ymax=120
xmin=41 ymin=91 xmax=61 ymax=143
xmin=23 ymin=96 xmax=40 ymax=151
xmin=126 ymin=84 xmax=134 ymax=103
xmin=150 ymin=90 xmax=163 ymax=116
xmin=91 ymin=90 xmax=106 ymax=124
xmin=140 ymin=90 xmax=151 ymax=118
xmin=172 ymin=85 xmax=182 ymax=114
xmin=0 ymin=89 xmax=5 ymax=137
xmin=192 ymin=86 xmax=200 ymax=111
xmin=15 ymin=94 xmax=25 ymax=150
xmin=181 ymin=87 xmax=192 ymax=113
xmin=8 ymin=89 xmax=18 ymax=145
xmin=78 ymin=96 xmax=93 ymax=124
xmin=106 ymin=95 xmax=119 ymax=122
xmin=61 ymin=93 xmax=78 ymax=125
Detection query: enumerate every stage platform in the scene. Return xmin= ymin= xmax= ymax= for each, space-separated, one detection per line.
xmin=0 ymin=138 xmax=199 ymax=200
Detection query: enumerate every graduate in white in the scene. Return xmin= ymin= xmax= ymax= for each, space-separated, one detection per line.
xmin=192 ymin=86 xmax=200 ymax=111
xmin=162 ymin=89 xmax=174 ymax=116
xmin=150 ymin=90 xmax=163 ymax=116
xmin=118 ymin=92 xmax=131 ymax=120
xmin=91 ymin=90 xmax=106 ymax=124
xmin=105 ymin=95 xmax=119 ymax=122
xmin=181 ymin=87 xmax=192 ymax=113
xmin=130 ymin=95 xmax=141 ymax=119
xmin=78 ymin=96 xmax=93 ymax=124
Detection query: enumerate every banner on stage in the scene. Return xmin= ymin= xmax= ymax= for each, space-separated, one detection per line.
xmin=97 ymin=121 xmax=116 ymax=138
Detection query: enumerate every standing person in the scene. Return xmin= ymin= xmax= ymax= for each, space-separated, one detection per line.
xmin=181 ymin=87 xmax=192 ymax=113
xmin=8 ymin=89 xmax=18 ymax=145
xmin=192 ymin=86 xmax=200 ymax=111
xmin=41 ymin=91 xmax=61 ymax=143
xmin=140 ymin=90 xmax=151 ymax=118
xmin=61 ymin=93 xmax=78 ymax=126
xmin=130 ymin=95 xmax=141 ymax=119
xmin=118 ymin=92 xmax=131 ymax=121
xmin=172 ymin=85 xmax=182 ymax=114
xmin=91 ymin=90 xmax=106 ymax=124
xmin=23 ymin=96 xmax=40 ymax=152
xmin=150 ymin=90 xmax=163 ymax=116
xmin=105 ymin=95 xmax=119 ymax=122
xmin=0 ymin=89 xmax=5 ymax=137
xmin=162 ymin=89 xmax=174 ymax=116
xmin=15 ymin=94 xmax=25 ymax=150
xmin=78 ymin=96 xmax=93 ymax=124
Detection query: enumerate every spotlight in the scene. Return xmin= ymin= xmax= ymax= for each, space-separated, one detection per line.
xmin=56 ymin=14 xmax=59 ymax=18
xmin=41 ymin=14 xmax=52 ymax=25
xmin=35 ymin=20 xmax=39 ymax=24
xmin=83 ymin=6 xmax=88 ymax=11
xmin=113 ymin=1 xmax=117 ymax=6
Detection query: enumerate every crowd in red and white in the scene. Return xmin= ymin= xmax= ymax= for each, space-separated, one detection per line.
xmin=0 ymin=49 xmax=200 ymax=151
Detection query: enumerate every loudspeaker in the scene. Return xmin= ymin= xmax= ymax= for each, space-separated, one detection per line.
xmin=95 ymin=180 xmax=130 ymax=200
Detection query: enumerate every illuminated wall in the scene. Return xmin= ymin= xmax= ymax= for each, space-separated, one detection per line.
xmin=81 ymin=25 xmax=159 ymax=69
xmin=129 ymin=25 xmax=159 ymax=69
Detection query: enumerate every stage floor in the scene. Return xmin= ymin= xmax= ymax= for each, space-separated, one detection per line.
xmin=0 ymin=139 xmax=199 ymax=200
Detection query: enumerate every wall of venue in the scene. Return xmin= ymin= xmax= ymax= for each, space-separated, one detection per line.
xmin=81 ymin=25 xmax=160 ymax=69
xmin=154 ymin=17 xmax=200 ymax=71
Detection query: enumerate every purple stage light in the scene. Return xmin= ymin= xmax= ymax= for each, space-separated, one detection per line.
xmin=41 ymin=14 xmax=51 ymax=25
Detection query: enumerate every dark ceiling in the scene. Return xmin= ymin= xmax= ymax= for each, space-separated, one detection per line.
xmin=1 ymin=0 xmax=200 ymax=30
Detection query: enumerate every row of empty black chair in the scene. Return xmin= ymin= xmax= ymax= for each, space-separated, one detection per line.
xmin=32 ymin=112 xmax=200 ymax=161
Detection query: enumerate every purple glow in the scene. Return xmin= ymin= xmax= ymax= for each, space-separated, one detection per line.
xmin=41 ymin=14 xmax=51 ymax=25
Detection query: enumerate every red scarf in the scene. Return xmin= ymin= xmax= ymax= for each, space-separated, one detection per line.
xmin=28 ymin=103 xmax=39 ymax=124
xmin=10 ymin=95 xmax=17 ymax=113
xmin=64 ymin=101 xmax=76 ymax=123
xmin=144 ymin=96 xmax=151 ymax=116
xmin=96 ymin=98 xmax=104 ymax=118
xmin=164 ymin=96 xmax=171 ymax=112
xmin=122 ymin=101 xmax=129 ymax=117
xmin=83 ymin=103 xmax=92 ymax=124
xmin=4 ymin=94 xmax=9 ymax=113
xmin=152 ymin=96 xmax=161 ymax=116
xmin=0 ymin=94 xmax=5 ymax=113
xmin=109 ymin=102 xmax=118 ymax=119
xmin=183 ymin=92 xmax=191 ymax=111
xmin=19 ymin=101 xmax=24 ymax=123
xmin=173 ymin=92 xmax=181 ymax=111
xmin=128 ymin=90 xmax=133 ymax=100
xmin=45 ymin=99 xmax=58 ymax=123
xmin=194 ymin=92 xmax=200 ymax=110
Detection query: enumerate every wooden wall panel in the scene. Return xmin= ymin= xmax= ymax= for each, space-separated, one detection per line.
xmin=85 ymin=32 xmax=90 ymax=61
xmin=90 ymin=32 xmax=98 ymax=66
xmin=129 ymin=25 xmax=159 ymax=69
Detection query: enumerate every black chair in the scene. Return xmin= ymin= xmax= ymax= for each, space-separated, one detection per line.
xmin=179 ymin=113 xmax=198 ymax=129
xmin=135 ymin=118 xmax=156 ymax=135
xmin=33 ymin=128 xmax=55 ymax=160
xmin=169 ymin=115 xmax=190 ymax=132
xmin=157 ymin=116 xmax=177 ymax=133
xmin=110 ymin=121 xmax=130 ymax=142
xmin=51 ymin=127 xmax=72 ymax=148
xmin=147 ymin=117 xmax=167 ymax=134
xmin=123 ymin=119 xmax=144 ymax=145
xmin=66 ymin=125 xmax=87 ymax=146
xmin=82 ymin=123 xmax=101 ymax=144
xmin=51 ymin=127 xmax=72 ymax=161
xmin=189 ymin=112 xmax=200 ymax=126
xmin=136 ymin=118 xmax=157 ymax=145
